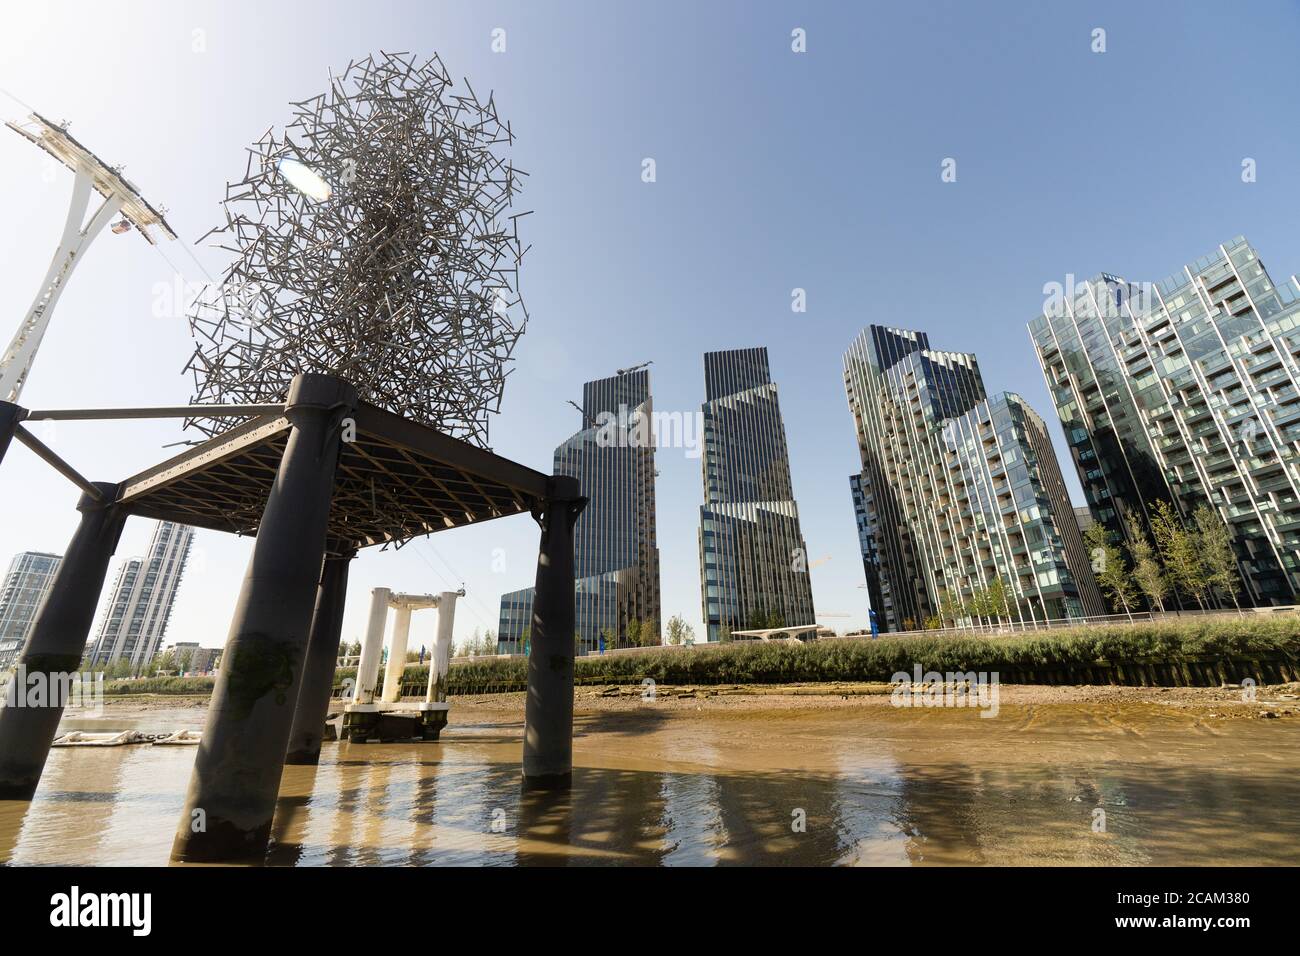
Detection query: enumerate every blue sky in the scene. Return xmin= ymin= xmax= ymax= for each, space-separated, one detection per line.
xmin=3 ymin=0 xmax=1299 ymax=652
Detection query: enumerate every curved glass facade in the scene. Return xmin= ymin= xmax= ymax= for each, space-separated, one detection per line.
xmin=497 ymin=370 xmax=660 ymax=653
xmin=1029 ymin=238 xmax=1300 ymax=605
xmin=698 ymin=347 xmax=815 ymax=641
xmin=844 ymin=325 xmax=1102 ymax=631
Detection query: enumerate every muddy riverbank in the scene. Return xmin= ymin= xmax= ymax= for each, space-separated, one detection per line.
xmin=3 ymin=684 xmax=1296 ymax=866
xmin=96 ymin=680 xmax=1300 ymax=720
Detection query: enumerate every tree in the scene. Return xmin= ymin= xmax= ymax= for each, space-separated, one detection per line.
xmin=717 ymin=625 xmax=732 ymax=644
xmin=937 ymin=589 xmax=965 ymax=629
xmin=1122 ymin=504 xmax=1168 ymax=613
xmin=665 ymin=614 xmax=691 ymax=646
xmin=1194 ymin=504 xmax=1242 ymax=612
xmin=153 ymin=648 xmax=178 ymax=676
xmin=1084 ymin=520 xmax=1136 ymax=620
xmin=626 ymin=618 xmax=641 ymax=648
xmin=964 ymin=587 xmax=989 ymax=632
xmin=601 ymin=627 xmax=617 ymax=652
xmin=641 ymin=617 xmax=659 ymax=646
xmin=1150 ymin=500 xmax=1208 ymax=610
xmin=176 ymin=648 xmax=195 ymax=674
xmin=986 ymin=577 xmax=1011 ymax=627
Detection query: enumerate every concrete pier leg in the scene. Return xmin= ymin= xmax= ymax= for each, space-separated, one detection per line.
xmin=426 ymin=592 xmax=460 ymax=704
xmin=285 ymin=551 xmax=354 ymax=766
xmin=355 ymin=588 xmax=391 ymax=705
xmin=343 ymin=587 xmax=389 ymax=743
xmin=171 ymin=373 xmax=355 ymax=863
xmin=0 ymin=483 xmax=125 ymax=800
xmin=522 ymin=476 xmax=587 ymax=790
xmin=381 ymin=605 xmax=413 ymax=703
xmin=418 ymin=591 xmax=460 ymax=740
xmin=0 ymin=402 xmax=20 ymax=468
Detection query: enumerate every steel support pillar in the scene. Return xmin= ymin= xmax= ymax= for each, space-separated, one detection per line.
xmin=285 ymin=551 xmax=354 ymax=766
xmin=0 ymin=402 xmax=19 ymax=468
xmin=0 ymin=482 xmax=126 ymax=799
xmin=171 ymin=373 xmax=355 ymax=863
xmin=522 ymin=476 xmax=587 ymax=790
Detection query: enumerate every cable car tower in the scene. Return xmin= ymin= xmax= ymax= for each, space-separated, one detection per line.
xmin=0 ymin=112 xmax=176 ymax=402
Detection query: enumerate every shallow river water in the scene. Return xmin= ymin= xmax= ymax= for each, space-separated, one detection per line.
xmin=2 ymin=699 xmax=1297 ymax=865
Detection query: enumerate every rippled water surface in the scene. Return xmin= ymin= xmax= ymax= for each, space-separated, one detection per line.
xmin=2 ymin=700 xmax=1298 ymax=865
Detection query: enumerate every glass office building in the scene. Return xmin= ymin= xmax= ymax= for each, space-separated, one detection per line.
xmin=844 ymin=326 xmax=1102 ymax=631
xmin=698 ymin=347 xmax=815 ymax=641
xmin=0 ymin=551 xmax=62 ymax=672
xmin=1029 ymin=237 xmax=1300 ymax=605
xmin=848 ymin=473 xmax=876 ymax=599
xmin=497 ymin=370 xmax=660 ymax=653
xmin=497 ymin=587 xmax=534 ymax=654
xmin=88 ymin=521 xmax=194 ymax=668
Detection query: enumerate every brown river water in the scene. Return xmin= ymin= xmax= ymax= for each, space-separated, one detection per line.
xmin=2 ymin=693 xmax=1298 ymax=866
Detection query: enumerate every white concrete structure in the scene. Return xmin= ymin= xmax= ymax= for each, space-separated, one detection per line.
xmin=1 ymin=113 xmax=175 ymax=402
xmin=347 ymin=588 xmax=464 ymax=729
xmin=728 ymin=625 xmax=820 ymax=643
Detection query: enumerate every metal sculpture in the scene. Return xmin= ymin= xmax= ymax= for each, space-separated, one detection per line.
xmin=184 ymin=51 xmax=529 ymax=446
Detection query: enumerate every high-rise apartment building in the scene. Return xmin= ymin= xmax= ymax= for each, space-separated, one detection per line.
xmin=89 ymin=521 xmax=194 ymax=667
xmin=848 ymin=473 xmax=876 ymax=596
xmin=497 ymin=587 xmax=534 ymax=654
xmin=1029 ymin=237 xmax=1300 ymax=605
xmin=497 ymin=370 xmax=660 ymax=653
xmin=844 ymin=326 xmax=1103 ymax=631
xmin=0 ymin=551 xmax=62 ymax=672
xmin=698 ymin=347 xmax=815 ymax=641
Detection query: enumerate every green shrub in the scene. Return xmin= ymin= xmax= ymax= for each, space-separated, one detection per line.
xmin=107 ymin=619 xmax=1300 ymax=697
xmin=102 ymin=676 xmax=216 ymax=696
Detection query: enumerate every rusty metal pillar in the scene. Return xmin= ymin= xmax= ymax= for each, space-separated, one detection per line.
xmin=285 ymin=550 xmax=354 ymax=765
xmin=0 ymin=482 xmax=126 ymax=799
xmin=171 ymin=373 xmax=356 ymax=863
xmin=521 ymin=475 xmax=586 ymax=789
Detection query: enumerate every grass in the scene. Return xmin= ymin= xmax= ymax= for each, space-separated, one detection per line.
xmin=367 ymin=617 xmax=1300 ymax=691
xmin=101 ymin=676 xmax=216 ymax=696
xmin=98 ymin=618 xmax=1299 ymax=697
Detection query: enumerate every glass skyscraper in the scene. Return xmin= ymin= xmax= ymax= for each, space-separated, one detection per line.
xmin=89 ymin=521 xmax=194 ymax=668
xmin=848 ymin=473 xmax=876 ymax=589
xmin=0 ymin=551 xmax=62 ymax=673
xmin=1029 ymin=237 xmax=1300 ymax=605
xmin=698 ymin=347 xmax=815 ymax=641
xmin=497 ymin=369 xmax=660 ymax=654
xmin=497 ymin=587 xmax=534 ymax=654
xmin=844 ymin=325 xmax=1102 ymax=631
